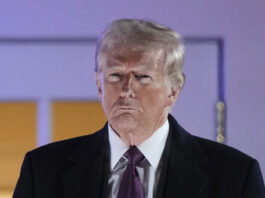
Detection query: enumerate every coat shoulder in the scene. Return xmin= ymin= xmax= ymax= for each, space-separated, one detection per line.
xmin=168 ymin=114 xmax=255 ymax=167
xmin=193 ymin=135 xmax=256 ymax=170
xmin=27 ymin=128 xmax=106 ymax=162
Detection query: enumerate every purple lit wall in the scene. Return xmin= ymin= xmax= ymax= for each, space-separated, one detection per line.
xmin=0 ymin=0 xmax=265 ymax=177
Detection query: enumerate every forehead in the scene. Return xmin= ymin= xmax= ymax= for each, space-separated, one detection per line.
xmin=101 ymin=49 xmax=165 ymax=71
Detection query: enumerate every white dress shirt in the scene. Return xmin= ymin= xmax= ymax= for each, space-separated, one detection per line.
xmin=108 ymin=120 xmax=169 ymax=198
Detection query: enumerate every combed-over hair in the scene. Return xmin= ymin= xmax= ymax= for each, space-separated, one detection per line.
xmin=95 ymin=19 xmax=185 ymax=87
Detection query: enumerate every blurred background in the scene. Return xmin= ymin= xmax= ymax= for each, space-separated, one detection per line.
xmin=0 ymin=0 xmax=265 ymax=197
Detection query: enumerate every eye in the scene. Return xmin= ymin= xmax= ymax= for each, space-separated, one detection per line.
xmin=110 ymin=73 xmax=122 ymax=78
xmin=135 ymin=74 xmax=152 ymax=84
xmin=108 ymin=73 xmax=123 ymax=82
xmin=136 ymin=74 xmax=149 ymax=78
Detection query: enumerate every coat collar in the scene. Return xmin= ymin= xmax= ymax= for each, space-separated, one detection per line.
xmin=156 ymin=114 xmax=209 ymax=198
xmin=61 ymin=123 xmax=110 ymax=198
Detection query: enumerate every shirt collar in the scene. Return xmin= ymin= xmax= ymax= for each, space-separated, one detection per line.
xmin=138 ymin=120 xmax=169 ymax=169
xmin=108 ymin=124 xmax=128 ymax=170
xmin=108 ymin=119 xmax=169 ymax=170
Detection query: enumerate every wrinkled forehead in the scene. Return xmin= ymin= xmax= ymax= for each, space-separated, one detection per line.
xmin=99 ymin=47 xmax=165 ymax=71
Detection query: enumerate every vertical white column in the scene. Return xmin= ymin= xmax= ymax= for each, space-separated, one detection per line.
xmin=37 ymin=99 xmax=52 ymax=146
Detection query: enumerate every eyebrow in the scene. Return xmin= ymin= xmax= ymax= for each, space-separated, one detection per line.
xmin=104 ymin=65 xmax=123 ymax=71
xmin=105 ymin=64 xmax=152 ymax=71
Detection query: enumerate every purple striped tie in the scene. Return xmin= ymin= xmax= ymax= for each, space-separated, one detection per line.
xmin=117 ymin=146 xmax=144 ymax=198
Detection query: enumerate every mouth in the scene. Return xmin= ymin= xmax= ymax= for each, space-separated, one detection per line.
xmin=116 ymin=106 xmax=139 ymax=112
xmin=118 ymin=106 xmax=136 ymax=110
xmin=114 ymin=99 xmax=140 ymax=112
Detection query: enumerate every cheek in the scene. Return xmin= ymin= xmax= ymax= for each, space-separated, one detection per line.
xmin=104 ymin=83 xmax=119 ymax=94
xmin=102 ymin=84 xmax=120 ymax=105
xmin=141 ymin=89 xmax=163 ymax=105
xmin=142 ymin=86 xmax=169 ymax=107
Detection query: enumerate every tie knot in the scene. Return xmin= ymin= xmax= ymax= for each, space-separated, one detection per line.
xmin=124 ymin=146 xmax=144 ymax=165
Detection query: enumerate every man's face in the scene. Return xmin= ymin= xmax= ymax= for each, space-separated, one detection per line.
xmin=96 ymin=50 xmax=180 ymax=145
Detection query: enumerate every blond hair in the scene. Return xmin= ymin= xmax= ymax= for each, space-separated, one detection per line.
xmin=96 ymin=19 xmax=185 ymax=87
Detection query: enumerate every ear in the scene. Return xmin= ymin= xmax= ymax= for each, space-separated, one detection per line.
xmin=166 ymin=85 xmax=181 ymax=107
xmin=95 ymin=73 xmax=102 ymax=100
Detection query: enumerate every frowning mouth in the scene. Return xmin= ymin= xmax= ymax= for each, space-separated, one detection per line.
xmin=119 ymin=107 xmax=136 ymax=110
xmin=117 ymin=106 xmax=138 ymax=111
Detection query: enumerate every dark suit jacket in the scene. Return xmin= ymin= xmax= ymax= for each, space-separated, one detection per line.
xmin=13 ymin=114 xmax=265 ymax=198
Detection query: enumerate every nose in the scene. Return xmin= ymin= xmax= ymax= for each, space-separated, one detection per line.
xmin=120 ymin=74 xmax=136 ymax=98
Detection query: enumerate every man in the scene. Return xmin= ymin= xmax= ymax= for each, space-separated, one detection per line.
xmin=13 ymin=19 xmax=265 ymax=198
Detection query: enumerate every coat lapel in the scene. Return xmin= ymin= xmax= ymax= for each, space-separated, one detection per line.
xmin=157 ymin=115 xmax=209 ymax=198
xmin=61 ymin=126 xmax=110 ymax=198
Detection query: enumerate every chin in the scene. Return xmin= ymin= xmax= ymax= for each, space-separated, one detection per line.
xmin=111 ymin=113 xmax=138 ymax=131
